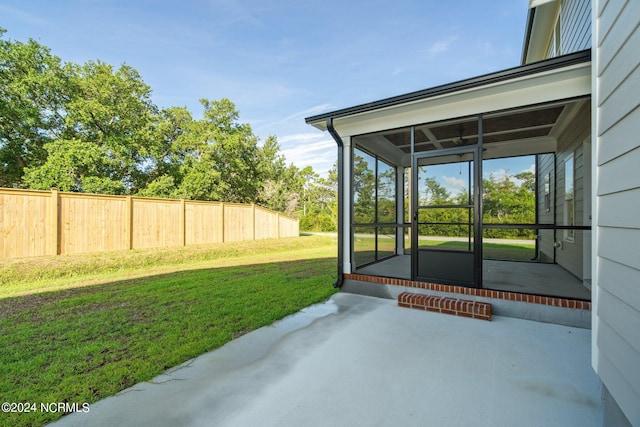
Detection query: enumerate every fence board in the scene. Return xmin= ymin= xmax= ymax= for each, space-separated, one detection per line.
xmin=185 ymin=201 xmax=224 ymax=245
xmin=0 ymin=190 xmax=49 ymax=258
xmin=132 ymin=198 xmax=182 ymax=249
xmin=224 ymin=203 xmax=254 ymax=242
xmin=279 ymin=215 xmax=299 ymax=238
xmin=0 ymin=188 xmax=299 ymax=259
xmin=255 ymin=206 xmax=278 ymax=240
xmin=59 ymin=194 xmax=128 ymax=255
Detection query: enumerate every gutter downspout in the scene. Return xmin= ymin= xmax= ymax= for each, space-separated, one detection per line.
xmin=326 ymin=117 xmax=344 ymax=288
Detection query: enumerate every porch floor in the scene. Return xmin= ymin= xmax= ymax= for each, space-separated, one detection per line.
xmin=357 ymin=255 xmax=591 ymax=300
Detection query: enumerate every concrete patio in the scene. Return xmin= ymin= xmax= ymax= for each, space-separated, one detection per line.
xmin=51 ymin=293 xmax=602 ymax=427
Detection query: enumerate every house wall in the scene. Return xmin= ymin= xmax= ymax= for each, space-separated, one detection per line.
xmin=546 ymin=0 xmax=591 ymax=59
xmin=593 ymin=0 xmax=640 ymax=425
xmin=555 ymin=102 xmax=590 ymax=279
xmin=536 ymin=153 xmax=555 ymax=263
xmin=535 ymin=103 xmax=589 ymax=277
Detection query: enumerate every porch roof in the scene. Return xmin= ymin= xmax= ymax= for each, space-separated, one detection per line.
xmin=305 ymin=49 xmax=590 ymax=136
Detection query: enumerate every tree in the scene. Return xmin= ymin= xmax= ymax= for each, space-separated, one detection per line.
xmin=23 ymin=139 xmax=124 ymax=193
xmin=482 ymin=172 xmax=535 ymax=238
xmin=17 ymin=58 xmax=158 ymax=193
xmin=62 ymin=60 xmax=157 ymax=192
xmin=296 ymin=164 xmax=338 ymax=232
xmin=421 ymin=176 xmax=450 ymax=205
xmin=136 ymin=106 xmax=195 ymax=197
xmin=353 ymin=154 xmax=375 ymax=224
xmin=2 ymin=29 xmax=322 ymax=218
xmin=137 ymin=98 xmax=273 ymax=203
xmin=0 ymin=29 xmax=70 ymax=186
xmin=164 ymin=98 xmax=264 ymax=202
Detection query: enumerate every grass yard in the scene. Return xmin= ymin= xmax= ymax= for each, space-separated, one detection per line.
xmin=0 ymin=236 xmax=337 ymax=427
xmin=353 ymin=235 xmax=535 ymax=263
xmin=419 ymin=240 xmax=535 ymax=261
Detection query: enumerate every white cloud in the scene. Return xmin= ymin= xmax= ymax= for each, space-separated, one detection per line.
xmin=477 ymin=41 xmax=497 ymax=56
xmin=252 ymin=104 xmax=336 ymax=139
xmin=485 ymin=168 xmax=509 ymax=181
xmin=280 ymin=136 xmax=336 ymax=174
xmin=426 ymin=36 xmax=458 ymax=55
xmin=523 ymin=163 xmax=536 ymax=174
xmin=279 ymin=132 xmax=327 ymax=144
xmin=277 ymin=104 xmax=335 ymax=124
xmin=442 ymin=176 xmax=466 ymax=194
xmin=0 ymin=5 xmax=52 ymax=27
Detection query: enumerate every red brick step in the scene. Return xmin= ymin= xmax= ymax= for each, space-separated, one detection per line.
xmin=398 ymin=292 xmax=491 ymax=321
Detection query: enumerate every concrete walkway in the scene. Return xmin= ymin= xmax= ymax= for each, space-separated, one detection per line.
xmin=51 ymin=293 xmax=602 ymax=427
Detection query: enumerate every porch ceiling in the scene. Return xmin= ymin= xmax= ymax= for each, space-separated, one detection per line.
xmin=355 ymin=98 xmax=588 ymax=167
xmin=382 ymin=104 xmax=564 ymax=153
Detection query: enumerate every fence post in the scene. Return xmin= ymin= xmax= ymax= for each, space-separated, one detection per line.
xmin=47 ymin=188 xmax=60 ymax=256
xmin=221 ymin=202 xmax=225 ymax=243
xmin=277 ymin=213 xmax=281 ymax=238
xmin=179 ymin=199 xmax=186 ymax=246
xmin=251 ymin=203 xmax=256 ymax=240
xmin=125 ymin=196 xmax=133 ymax=250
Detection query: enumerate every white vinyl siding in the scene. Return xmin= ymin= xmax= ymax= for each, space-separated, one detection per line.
xmin=562 ymin=0 xmax=591 ymax=53
xmin=546 ymin=0 xmax=592 ymax=58
xmin=537 ymin=153 xmax=555 ymax=262
xmin=555 ymin=103 xmax=589 ymax=279
xmin=594 ymin=0 xmax=640 ymax=424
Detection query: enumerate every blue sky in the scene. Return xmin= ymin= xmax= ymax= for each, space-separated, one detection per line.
xmin=1 ymin=0 xmax=530 ymax=177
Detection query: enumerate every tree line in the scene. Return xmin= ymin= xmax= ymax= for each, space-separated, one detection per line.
xmin=2 ymin=29 xmax=535 ymax=237
xmin=0 ymin=29 xmax=337 ymax=230
xmin=353 ymin=154 xmax=536 ymax=239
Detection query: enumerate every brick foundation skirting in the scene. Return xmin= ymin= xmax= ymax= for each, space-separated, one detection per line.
xmin=398 ymin=292 xmax=491 ymax=321
xmin=344 ymin=273 xmax=591 ymax=311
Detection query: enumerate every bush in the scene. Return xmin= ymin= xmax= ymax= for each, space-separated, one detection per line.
xmin=300 ymin=213 xmax=336 ymax=232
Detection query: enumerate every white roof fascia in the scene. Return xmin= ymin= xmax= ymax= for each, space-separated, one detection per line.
xmin=529 ymin=0 xmax=556 ymax=8
xmin=524 ymin=0 xmax=560 ymax=63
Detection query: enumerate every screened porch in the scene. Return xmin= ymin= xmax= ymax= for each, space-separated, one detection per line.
xmin=350 ymin=97 xmax=592 ymax=301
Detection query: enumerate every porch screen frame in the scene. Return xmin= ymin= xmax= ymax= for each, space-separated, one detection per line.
xmin=409 ymin=116 xmax=484 ymax=287
xmin=350 ymin=145 xmax=400 ymax=270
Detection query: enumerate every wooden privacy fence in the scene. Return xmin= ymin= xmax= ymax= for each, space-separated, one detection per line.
xmin=0 ymin=187 xmax=299 ymax=259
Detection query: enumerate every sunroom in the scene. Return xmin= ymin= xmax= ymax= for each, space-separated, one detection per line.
xmin=306 ymin=50 xmax=592 ymax=302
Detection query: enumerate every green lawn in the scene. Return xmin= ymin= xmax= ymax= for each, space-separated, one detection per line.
xmin=419 ymin=240 xmax=535 ymax=261
xmin=0 ymin=236 xmax=337 ymax=427
xmin=353 ymin=235 xmax=535 ymax=264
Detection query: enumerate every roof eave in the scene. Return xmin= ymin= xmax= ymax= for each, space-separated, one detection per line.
xmin=305 ymin=49 xmax=591 ymax=130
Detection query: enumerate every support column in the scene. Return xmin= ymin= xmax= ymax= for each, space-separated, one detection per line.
xmin=342 ymin=137 xmax=352 ymax=274
xmin=396 ymin=166 xmax=405 ymax=255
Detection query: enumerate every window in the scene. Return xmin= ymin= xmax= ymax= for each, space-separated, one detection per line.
xmin=564 ymin=154 xmax=574 ymax=241
xmin=544 ymin=173 xmax=551 ymax=213
xmin=547 ymin=3 xmax=562 ymax=57
xmin=554 ymin=11 xmax=561 ymax=55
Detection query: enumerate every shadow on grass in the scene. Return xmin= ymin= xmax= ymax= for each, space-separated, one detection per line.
xmin=0 ymin=256 xmax=337 ymax=427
